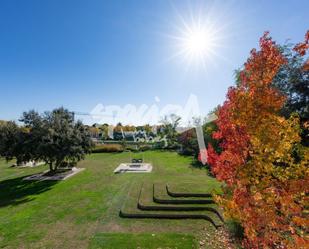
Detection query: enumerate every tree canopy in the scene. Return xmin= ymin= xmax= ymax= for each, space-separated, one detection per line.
xmin=208 ymin=32 xmax=309 ymax=248
xmin=0 ymin=107 xmax=94 ymax=171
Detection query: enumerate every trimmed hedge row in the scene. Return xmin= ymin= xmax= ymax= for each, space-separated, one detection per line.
xmin=153 ymin=184 xmax=215 ymax=204
xmin=91 ymin=144 xmax=124 ymax=153
xmin=166 ymin=184 xmax=212 ymax=198
xmin=118 ymin=183 xmax=224 ymax=228
xmin=119 ymin=209 xmax=219 ymax=228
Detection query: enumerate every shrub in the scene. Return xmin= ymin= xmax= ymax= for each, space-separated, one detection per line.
xmin=92 ymin=144 xmax=124 ymax=153
xmin=226 ymin=219 xmax=244 ymax=240
xmin=178 ymin=128 xmax=198 ymax=156
xmin=139 ymin=144 xmax=153 ymax=151
xmin=153 ymin=141 xmax=166 ymax=150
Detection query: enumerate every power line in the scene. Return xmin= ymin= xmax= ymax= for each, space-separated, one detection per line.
xmin=72 ymin=111 xmax=114 ymax=117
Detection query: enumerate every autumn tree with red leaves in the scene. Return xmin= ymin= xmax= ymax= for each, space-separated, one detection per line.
xmin=208 ymin=32 xmax=309 ymax=248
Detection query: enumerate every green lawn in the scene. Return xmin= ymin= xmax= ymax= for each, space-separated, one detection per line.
xmin=0 ymin=151 xmax=222 ymax=249
xmin=90 ymin=233 xmax=197 ymax=249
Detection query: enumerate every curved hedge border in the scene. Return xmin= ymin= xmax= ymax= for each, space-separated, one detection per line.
xmin=137 ymin=202 xmax=224 ymax=222
xmin=138 ymin=201 xmax=212 ymax=211
xmin=153 ymin=184 xmax=215 ymax=204
xmin=118 ymin=183 xmax=223 ymax=229
xmin=138 ymin=201 xmax=224 ymax=223
xmin=119 ymin=210 xmax=220 ymax=229
xmin=166 ymin=184 xmax=212 ymax=198
xmin=138 ymin=185 xmax=223 ymax=221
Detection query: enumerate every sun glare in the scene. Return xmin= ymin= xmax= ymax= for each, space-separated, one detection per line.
xmin=173 ymin=22 xmax=220 ymax=69
xmin=166 ymin=4 xmax=229 ymax=70
xmin=183 ymin=28 xmax=214 ymax=57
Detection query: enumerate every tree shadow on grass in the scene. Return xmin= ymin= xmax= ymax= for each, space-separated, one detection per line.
xmin=0 ymin=175 xmax=58 ymax=207
xmin=190 ymin=159 xmax=204 ymax=169
xmin=190 ymin=160 xmax=215 ymax=177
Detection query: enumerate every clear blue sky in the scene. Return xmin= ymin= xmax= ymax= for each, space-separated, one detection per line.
xmin=0 ymin=0 xmax=308 ymax=124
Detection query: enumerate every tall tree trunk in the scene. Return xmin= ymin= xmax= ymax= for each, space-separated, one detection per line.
xmin=55 ymin=160 xmax=60 ymax=171
xmin=16 ymin=158 xmax=22 ymax=166
xmin=49 ymin=162 xmax=54 ymax=172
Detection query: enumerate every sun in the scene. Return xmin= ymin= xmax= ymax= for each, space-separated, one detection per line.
xmin=166 ymin=7 xmax=227 ymax=70
xmin=183 ymin=28 xmax=215 ymax=58
xmin=173 ymin=22 xmax=219 ymax=68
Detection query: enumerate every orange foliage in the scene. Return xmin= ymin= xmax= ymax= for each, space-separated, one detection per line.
xmin=208 ymin=32 xmax=309 ymax=248
xmin=294 ymin=31 xmax=309 ymax=56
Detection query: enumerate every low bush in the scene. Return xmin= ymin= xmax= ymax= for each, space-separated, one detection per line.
xmin=125 ymin=144 xmax=153 ymax=152
xmin=152 ymin=141 xmax=166 ymax=150
xmin=92 ymin=144 xmax=124 ymax=153
xmin=226 ymin=219 xmax=244 ymax=240
xmin=139 ymin=144 xmax=153 ymax=151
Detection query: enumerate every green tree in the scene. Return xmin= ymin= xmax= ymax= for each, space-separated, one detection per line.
xmin=0 ymin=121 xmax=20 ymax=162
xmin=98 ymin=123 xmax=109 ymax=139
xmin=0 ymin=120 xmax=7 ymax=125
xmin=178 ymin=128 xmax=197 ymax=155
xmin=0 ymin=121 xmax=34 ymax=164
xmin=21 ymin=107 xmax=94 ymax=171
xmin=273 ymin=44 xmax=309 ymax=145
xmin=160 ymin=114 xmax=181 ymax=148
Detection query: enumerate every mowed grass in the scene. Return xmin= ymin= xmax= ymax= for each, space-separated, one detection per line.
xmin=90 ymin=233 xmax=197 ymax=249
xmin=0 ymin=151 xmax=222 ymax=249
